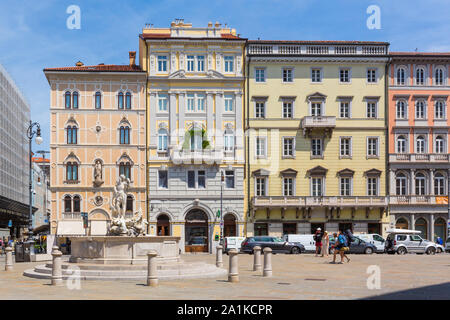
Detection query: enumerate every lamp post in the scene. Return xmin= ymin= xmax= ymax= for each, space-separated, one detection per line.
xmin=26 ymin=121 xmax=43 ymax=249
xmin=220 ymin=170 xmax=224 ymax=243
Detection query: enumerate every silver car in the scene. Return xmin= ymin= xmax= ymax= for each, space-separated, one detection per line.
xmin=385 ymin=231 xmax=437 ymax=255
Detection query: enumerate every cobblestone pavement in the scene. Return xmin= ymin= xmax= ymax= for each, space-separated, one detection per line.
xmin=0 ymin=253 xmax=449 ymax=300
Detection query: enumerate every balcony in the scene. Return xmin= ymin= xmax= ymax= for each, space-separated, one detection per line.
xmin=389 ymin=195 xmax=448 ymax=205
xmin=252 ymin=196 xmax=387 ymax=208
xmin=301 ymin=116 xmax=336 ymax=137
xmin=170 ymin=149 xmax=223 ymax=165
xmin=389 ymin=153 xmax=450 ymax=163
xmin=247 ymin=44 xmax=388 ymax=56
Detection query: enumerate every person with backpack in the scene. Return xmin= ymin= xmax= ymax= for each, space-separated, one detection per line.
xmin=314 ymin=228 xmax=323 ymax=257
xmin=331 ymin=231 xmax=350 ymax=263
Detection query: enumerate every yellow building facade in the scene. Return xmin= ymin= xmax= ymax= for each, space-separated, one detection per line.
xmin=246 ymin=41 xmax=391 ymax=237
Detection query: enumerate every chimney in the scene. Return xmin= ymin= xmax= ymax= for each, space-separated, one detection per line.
xmin=129 ymin=51 xmax=136 ymax=66
xmin=215 ymin=21 xmax=221 ymax=28
xmin=208 ymin=21 xmax=213 ymax=28
xmin=75 ymin=61 xmax=84 ymax=67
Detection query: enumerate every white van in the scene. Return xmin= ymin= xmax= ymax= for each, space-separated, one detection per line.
xmin=283 ymin=234 xmax=316 ymax=252
xmin=355 ymin=234 xmax=385 ymax=253
xmin=223 ymin=237 xmax=246 ymax=254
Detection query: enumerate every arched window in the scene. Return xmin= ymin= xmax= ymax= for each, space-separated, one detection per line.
xmin=434 ymin=218 xmax=446 ymax=242
xmin=415 ymin=218 xmax=428 ymax=240
xmin=396 ymin=217 xmax=409 ymax=229
xmin=224 ymin=130 xmax=235 ymax=152
xmin=396 ymin=67 xmax=406 ymax=85
xmin=435 ymin=136 xmax=445 ymax=153
xmin=415 ymin=100 xmax=426 ymax=119
xmin=73 ymin=195 xmax=81 ymax=212
xmin=416 ymin=67 xmax=425 ymax=85
xmin=126 ymin=195 xmax=133 ymax=213
xmin=434 ymin=173 xmax=445 ymax=195
xmin=119 ymin=161 xmax=131 ymax=179
xmin=435 ymin=67 xmax=445 ymax=85
xmin=157 ymin=128 xmax=168 ymax=151
xmin=64 ymin=195 xmax=72 ymax=212
xmin=118 ymin=92 xmax=124 ymax=109
xmin=396 ymin=173 xmax=407 ymax=195
xmin=125 ymin=92 xmax=132 ymax=109
xmin=72 ymin=91 xmax=79 ymax=109
xmin=397 ymin=135 xmax=406 ymax=153
xmin=67 ymin=125 xmax=78 ymax=144
xmin=120 ymin=126 xmax=130 ymax=144
xmin=416 ymin=136 xmax=426 ymax=153
xmin=415 ymin=173 xmax=426 ymax=195
xmin=66 ymin=162 xmax=78 ymax=181
xmin=95 ymin=91 xmax=102 ymax=109
xmin=396 ymin=100 xmax=407 ymax=119
xmin=65 ymin=91 xmax=71 ymax=109
xmin=435 ymin=100 xmax=445 ymax=119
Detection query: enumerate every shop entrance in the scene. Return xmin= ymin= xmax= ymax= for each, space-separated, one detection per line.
xmin=185 ymin=209 xmax=209 ymax=253
xmin=224 ymin=214 xmax=237 ymax=237
xmin=157 ymin=214 xmax=170 ymax=236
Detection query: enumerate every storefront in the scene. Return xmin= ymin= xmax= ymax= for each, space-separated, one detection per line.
xmin=184 ymin=209 xmax=209 ymax=253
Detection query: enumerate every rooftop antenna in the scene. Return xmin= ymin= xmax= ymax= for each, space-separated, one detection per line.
xmin=36 ymin=150 xmax=50 ymax=159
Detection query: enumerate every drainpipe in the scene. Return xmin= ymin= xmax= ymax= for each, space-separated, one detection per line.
xmin=246 ymin=52 xmax=251 ymax=235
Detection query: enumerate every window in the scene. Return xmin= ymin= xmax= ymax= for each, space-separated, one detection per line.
xmin=126 ymin=196 xmax=133 ymax=213
xmin=255 ymin=177 xmax=267 ymax=196
xmin=367 ymin=68 xmax=377 ymax=83
xmin=339 ymin=68 xmax=350 ymax=83
xmin=416 ymin=136 xmax=426 ymax=153
xmin=396 ymin=67 xmax=406 ymax=85
xmin=415 ymin=173 xmax=426 ymax=195
xmin=282 ymin=68 xmax=293 ymax=82
xmin=340 ymin=137 xmax=351 ymax=157
xmin=73 ymin=196 xmax=81 ymax=213
xmin=311 ymin=68 xmax=322 ymax=82
xmin=189 ymin=129 xmax=203 ymax=151
xmin=434 ymin=173 xmax=445 ymax=195
xmin=66 ymin=162 xmax=78 ymax=181
xmin=339 ymin=101 xmax=350 ymax=118
xmin=367 ymin=138 xmax=378 ymax=157
xmin=282 ymin=101 xmax=293 ymax=118
xmin=415 ymin=100 xmax=426 ymax=119
xmin=225 ymin=170 xmax=235 ymax=189
xmin=157 ymin=56 xmax=167 ymax=72
xmin=186 ymin=94 xmax=195 ymax=112
xmin=311 ymin=138 xmax=322 ymax=157
xmin=198 ymin=170 xmax=206 ymax=189
xmin=367 ymin=101 xmax=377 ymax=118
xmin=397 ymin=135 xmax=407 ymax=153
xmin=255 ymin=137 xmax=266 ymax=157
xmin=311 ymin=178 xmax=323 ymax=196
xmin=224 ymin=95 xmax=234 ymax=112
xmin=120 ymin=126 xmax=130 ymax=144
xmin=158 ymin=94 xmax=168 ymax=112
xmin=224 ymin=132 xmax=234 ymax=152
xmin=367 ymin=177 xmax=378 ymax=196
xmin=65 ymin=91 xmax=71 ymax=109
xmin=95 ymin=92 xmax=102 ymax=109
xmin=435 ymin=68 xmax=444 ymax=85
xmin=187 ymin=170 xmax=205 ymax=189
xmin=64 ymin=195 xmax=72 ymax=212
xmin=283 ymin=178 xmax=294 ymax=196
xmin=187 ymin=55 xmax=195 ymax=72
xmin=255 ymin=68 xmax=265 ymax=82
xmin=158 ymin=170 xmax=168 ymax=189
xmin=67 ymin=126 xmax=77 ymax=144
xmin=197 ymin=56 xmax=205 ymax=72
xmin=255 ymin=101 xmax=265 ymax=118
xmin=119 ymin=162 xmax=131 ymax=179
xmin=283 ymin=138 xmax=294 ymax=157
xmin=435 ymin=136 xmax=445 ymax=153
xmin=224 ymin=56 xmax=234 ymax=72
xmin=157 ymin=129 xmax=168 ymax=151
xmin=435 ymin=100 xmax=445 ymax=119
xmin=118 ymin=92 xmax=124 ymax=109
xmin=197 ymin=94 xmax=205 ymax=112
xmin=72 ymin=92 xmax=79 ymax=109
xmin=125 ymin=92 xmax=132 ymax=109
xmin=340 ymin=177 xmax=351 ymax=196
xmin=187 ymin=171 xmax=195 ymax=188
xmin=311 ymin=102 xmax=322 ymax=116
xmin=396 ymin=174 xmax=407 ymax=195
xmin=416 ymin=68 xmax=425 ymax=85
xmin=396 ymin=100 xmax=407 ymax=119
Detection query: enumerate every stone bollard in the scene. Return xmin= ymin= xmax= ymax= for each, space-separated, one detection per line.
xmin=228 ymin=249 xmax=239 ymax=283
xmin=51 ymin=246 xmax=63 ymax=286
xmin=263 ymin=247 xmax=272 ymax=277
xmin=253 ymin=246 xmax=262 ymax=272
xmin=216 ymin=245 xmax=223 ymax=268
xmin=5 ymin=246 xmax=13 ymax=271
xmin=146 ymin=250 xmax=158 ymax=287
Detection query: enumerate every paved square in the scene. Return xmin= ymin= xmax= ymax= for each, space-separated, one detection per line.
xmin=0 ymin=253 xmax=449 ymax=299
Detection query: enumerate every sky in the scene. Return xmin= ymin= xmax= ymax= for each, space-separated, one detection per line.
xmin=1 ymin=0 xmax=450 ymax=151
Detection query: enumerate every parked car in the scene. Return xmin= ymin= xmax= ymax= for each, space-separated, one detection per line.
xmin=240 ymin=236 xmax=305 ymax=254
xmin=223 ymin=236 xmax=246 ymax=254
xmin=436 ymin=244 xmax=445 ymax=254
xmin=329 ymin=235 xmax=377 ymax=254
xmin=282 ymin=234 xmax=316 ymax=252
xmin=354 ymin=233 xmax=385 ymax=253
xmin=385 ymin=229 xmax=437 ymax=255
xmin=446 ymin=237 xmax=450 ymax=253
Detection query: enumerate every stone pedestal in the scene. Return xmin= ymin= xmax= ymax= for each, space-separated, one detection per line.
xmin=5 ymin=247 xmax=13 ymax=271
xmin=263 ymin=247 xmax=272 ymax=277
xmin=147 ymin=250 xmax=158 ymax=287
xmin=51 ymin=246 xmax=63 ymax=286
xmin=216 ymin=245 xmax=223 ymax=268
xmin=253 ymin=246 xmax=262 ymax=272
xmin=228 ymin=249 xmax=239 ymax=283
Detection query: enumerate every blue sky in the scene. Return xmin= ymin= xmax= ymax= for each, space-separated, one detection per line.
xmin=1 ymin=0 xmax=450 ymax=151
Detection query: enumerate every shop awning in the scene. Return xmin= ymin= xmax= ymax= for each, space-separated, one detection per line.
xmin=32 ymin=224 xmax=49 ymax=235
xmin=56 ymin=221 xmax=84 ymax=236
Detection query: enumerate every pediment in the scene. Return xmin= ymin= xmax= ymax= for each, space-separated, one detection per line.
xmin=337 ymin=168 xmax=355 ymax=177
xmin=280 ymin=168 xmax=298 ymax=177
xmin=206 ymin=69 xmax=225 ymax=79
xmin=307 ymin=165 xmax=328 ymax=176
xmin=252 ymin=169 xmax=270 ymax=177
xmin=364 ymin=168 xmax=382 ymax=176
xmin=307 ymin=92 xmax=327 ymax=101
xmin=168 ymin=70 xmax=186 ymax=79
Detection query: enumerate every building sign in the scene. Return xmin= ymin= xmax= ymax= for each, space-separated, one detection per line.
xmin=7 ymin=220 xmax=12 ymax=228
xmin=436 ymin=196 xmax=448 ymax=204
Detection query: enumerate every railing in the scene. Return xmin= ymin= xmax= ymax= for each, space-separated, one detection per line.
xmin=252 ymin=196 xmax=387 ymax=207
xmin=335 ymin=46 xmax=357 ymax=54
xmin=389 ymin=153 xmax=450 ymax=163
xmin=306 ymin=46 xmax=329 ymax=54
xmin=279 ymin=45 xmax=302 ymax=54
xmin=301 ymin=116 xmax=336 ymax=128
xmin=248 ymin=44 xmax=388 ymax=56
xmin=248 ymin=45 xmax=273 ymax=55
xmin=170 ymin=149 xmax=224 ymax=165
xmin=390 ymin=195 xmax=448 ymax=205
xmin=62 ymin=212 xmax=81 ymax=220
xmin=362 ymin=46 xmax=386 ymax=55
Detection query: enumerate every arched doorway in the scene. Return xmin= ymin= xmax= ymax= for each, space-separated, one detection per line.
xmin=89 ymin=209 xmax=110 ymax=236
xmin=434 ymin=218 xmax=446 ymax=242
xmin=396 ymin=217 xmax=409 ymax=229
xmin=157 ymin=214 xmax=170 ymax=236
xmin=224 ymin=214 xmax=237 ymax=237
xmin=415 ymin=218 xmax=428 ymax=240
xmin=185 ymin=209 xmax=209 ymax=253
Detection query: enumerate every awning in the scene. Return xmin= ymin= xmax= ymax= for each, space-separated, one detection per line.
xmin=32 ymin=224 xmax=49 ymax=235
xmin=56 ymin=221 xmax=84 ymax=236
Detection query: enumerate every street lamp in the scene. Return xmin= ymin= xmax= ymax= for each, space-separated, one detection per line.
xmin=26 ymin=121 xmax=43 ymax=249
xmin=220 ymin=170 xmax=225 ymax=243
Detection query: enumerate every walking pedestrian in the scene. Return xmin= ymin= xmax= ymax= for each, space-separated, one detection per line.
xmin=331 ymin=231 xmax=350 ymax=263
xmin=321 ymin=231 xmax=329 ymax=257
xmin=314 ymin=228 xmax=323 ymax=257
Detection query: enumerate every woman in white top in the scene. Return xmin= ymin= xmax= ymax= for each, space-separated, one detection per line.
xmin=321 ymin=231 xmax=329 ymax=257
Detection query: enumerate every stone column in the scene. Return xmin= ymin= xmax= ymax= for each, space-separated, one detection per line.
xmin=51 ymin=246 xmax=63 ymax=286
xmin=147 ymin=250 xmax=158 ymax=287
xmin=253 ymin=246 xmax=262 ymax=272
xmin=228 ymin=249 xmax=239 ymax=283
xmin=216 ymin=245 xmax=223 ymax=268
xmin=169 ymin=92 xmax=177 ymax=147
xmin=410 ymin=169 xmax=415 ymax=196
xmin=263 ymin=247 xmax=272 ymax=277
xmin=430 ymin=213 xmax=435 ymax=241
xmin=411 ymin=213 xmax=415 ymax=230
xmin=430 ymin=169 xmax=434 ymax=197
xmin=149 ymin=91 xmax=157 ymax=149
xmin=5 ymin=246 xmax=13 ymax=271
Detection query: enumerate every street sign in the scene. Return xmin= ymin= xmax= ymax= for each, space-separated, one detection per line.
xmin=216 ymin=210 xmax=221 ymax=218
xmin=81 ymin=212 xmax=88 ymax=229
